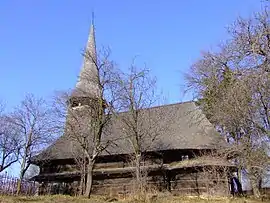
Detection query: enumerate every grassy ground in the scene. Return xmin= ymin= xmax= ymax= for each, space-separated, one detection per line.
xmin=0 ymin=195 xmax=270 ymax=203
xmin=0 ymin=195 xmax=268 ymax=203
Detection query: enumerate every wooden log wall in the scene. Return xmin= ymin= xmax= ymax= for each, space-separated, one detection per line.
xmin=37 ymin=150 xmax=231 ymax=196
xmin=91 ymin=174 xmax=168 ymax=197
xmin=170 ymin=170 xmax=229 ymax=196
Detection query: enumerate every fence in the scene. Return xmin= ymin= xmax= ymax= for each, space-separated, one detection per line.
xmin=0 ymin=173 xmax=38 ymax=196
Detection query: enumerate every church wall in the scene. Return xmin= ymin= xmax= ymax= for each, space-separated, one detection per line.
xmin=40 ymin=164 xmax=77 ymax=174
xmin=170 ymin=168 xmax=230 ymax=196
xmin=37 ymin=169 xmax=230 ymax=197
xmin=39 ymin=151 xmax=165 ymax=175
xmin=91 ymin=172 xmax=168 ymax=196
xmin=38 ymin=181 xmax=80 ymax=195
xmin=36 ymin=150 xmax=231 ymax=197
xmin=90 ymin=168 xmax=230 ymax=197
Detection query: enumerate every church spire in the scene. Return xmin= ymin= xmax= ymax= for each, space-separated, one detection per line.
xmin=73 ymin=17 xmax=100 ymax=99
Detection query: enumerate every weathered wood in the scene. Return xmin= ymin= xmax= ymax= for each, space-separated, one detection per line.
xmin=36 ymin=149 xmax=233 ymax=196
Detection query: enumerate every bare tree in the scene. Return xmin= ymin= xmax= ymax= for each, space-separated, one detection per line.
xmin=194 ymin=149 xmax=235 ymax=196
xmin=185 ymin=5 xmax=269 ymax=197
xmin=7 ymin=94 xmax=57 ymax=194
xmin=117 ymin=63 xmax=167 ymax=193
xmin=0 ymin=101 xmax=21 ymax=172
xmin=53 ymin=48 xmax=121 ymax=198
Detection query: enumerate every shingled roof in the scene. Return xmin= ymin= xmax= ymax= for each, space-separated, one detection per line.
xmin=31 ymin=101 xmax=228 ymax=164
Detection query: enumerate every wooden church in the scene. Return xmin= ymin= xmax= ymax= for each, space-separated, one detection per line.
xmin=30 ymin=22 xmax=235 ymax=197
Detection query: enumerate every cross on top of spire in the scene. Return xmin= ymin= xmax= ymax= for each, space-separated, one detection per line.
xmin=91 ymin=11 xmax=95 ymax=27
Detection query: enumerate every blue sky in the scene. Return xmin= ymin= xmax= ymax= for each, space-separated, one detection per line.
xmin=0 ymin=0 xmax=266 ymax=179
xmin=0 ymin=0 xmax=264 ymax=110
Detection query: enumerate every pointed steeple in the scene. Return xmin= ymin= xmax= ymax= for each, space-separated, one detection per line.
xmin=73 ymin=19 xmax=101 ymax=99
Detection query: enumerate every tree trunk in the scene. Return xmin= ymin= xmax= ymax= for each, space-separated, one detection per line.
xmin=84 ymin=160 xmax=94 ymax=198
xmin=17 ymin=131 xmax=32 ymax=195
xmin=79 ymin=173 xmax=85 ymax=195
xmin=17 ymin=153 xmax=28 ymax=195
xmin=237 ymin=167 xmax=242 ymax=184
xmin=258 ymin=177 xmax=262 ymax=190
xmin=79 ymin=158 xmax=86 ymax=195
xmin=17 ymin=166 xmax=26 ymax=195
xmin=250 ymin=176 xmax=261 ymax=198
xmin=135 ymin=153 xmax=142 ymax=191
xmin=247 ymin=165 xmax=261 ymax=198
xmin=17 ymin=176 xmax=22 ymax=195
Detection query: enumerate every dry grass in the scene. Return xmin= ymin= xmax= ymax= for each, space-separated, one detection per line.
xmin=0 ymin=195 xmax=267 ymax=203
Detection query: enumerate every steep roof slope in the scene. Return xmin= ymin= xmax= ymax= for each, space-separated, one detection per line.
xmin=31 ymin=101 xmax=227 ymax=163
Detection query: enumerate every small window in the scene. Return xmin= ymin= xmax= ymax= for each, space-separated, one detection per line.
xmin=181 ymin=155 xmax=189 ymax=160
xmin=71 ymin=101 xmax=79 ymax=108
xmin=71 ymin=100 xmax=82 ymax=109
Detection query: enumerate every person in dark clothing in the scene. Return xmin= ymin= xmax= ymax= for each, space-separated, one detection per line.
xmin=230 ymin=176 xmax=243 ymax=196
